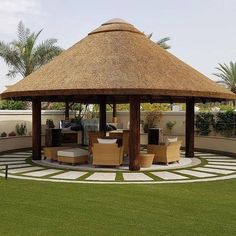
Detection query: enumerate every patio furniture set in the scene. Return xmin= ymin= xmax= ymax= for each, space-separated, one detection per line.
xmin=43 ymin=130 xmax=181 ymax=168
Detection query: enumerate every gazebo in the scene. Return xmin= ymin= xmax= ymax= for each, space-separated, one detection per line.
xmin=1 ymin=18 xmax=235 ymax=170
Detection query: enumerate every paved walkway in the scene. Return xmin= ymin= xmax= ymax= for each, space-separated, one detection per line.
xmin=0 ymin=150 xmax=236 ymax=184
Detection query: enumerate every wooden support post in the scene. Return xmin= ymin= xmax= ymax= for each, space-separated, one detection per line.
xmin=129 ymin=96 xmax=140 ymax=171
xmin=32 ymin=99 xmax=42 ymax=160
xmin=112 ymin=102 xmax=117 ymax=123
xmin=65 ymin=101 xmax=69 ymax=120
xmin=185 ymin=97 xmax=195 ymax=157
xmin=99 ymin=96 xmax=106 ymax=131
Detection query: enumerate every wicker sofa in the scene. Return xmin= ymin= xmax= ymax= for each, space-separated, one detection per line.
xmin=147 ymin=141 xmax=182 ymax=164
xmin=92 ymin=143 xmax=124 ymax=166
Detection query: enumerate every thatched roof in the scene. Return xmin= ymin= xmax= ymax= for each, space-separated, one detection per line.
xmin=1 ymin=18 xmax=235 ymax=103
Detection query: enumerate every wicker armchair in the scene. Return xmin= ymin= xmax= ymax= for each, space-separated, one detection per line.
xmin=92 ymin=143 xmax=124 ymax=166
xmin=88 ymin=131 xmax=106 ymax=154
xmin=109 ymin=130 xmax=129 ymax=156
xmin=147 ymin=141 xmax=181 ymax=164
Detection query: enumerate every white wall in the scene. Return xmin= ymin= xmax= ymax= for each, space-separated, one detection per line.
xmin=0 ymin=110 xmax=65 ymax=134
xmin=0 ymin=110 xmax=235 ymax=154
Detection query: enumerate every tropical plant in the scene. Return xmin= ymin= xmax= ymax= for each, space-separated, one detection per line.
xmin=0 ymin=21 xmax=63 ymax=78
xmin=146 ymin=33 xmax=171 ymax=50
xmin=213 ymin=62 xmax=236 ymax=106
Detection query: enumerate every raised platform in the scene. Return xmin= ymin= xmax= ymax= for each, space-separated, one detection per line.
xmin=1 ymin=150 xmax=236 ymax=184
xmin=35 ymin=156 xmax=200 ymax=172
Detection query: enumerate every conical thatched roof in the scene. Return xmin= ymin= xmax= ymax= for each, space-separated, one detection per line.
xmin=1 ymin=18 xmax=235 ymax=103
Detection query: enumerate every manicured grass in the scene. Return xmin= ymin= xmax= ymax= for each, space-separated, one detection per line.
xmin=0 ymin=178 xmax=236 ymax=236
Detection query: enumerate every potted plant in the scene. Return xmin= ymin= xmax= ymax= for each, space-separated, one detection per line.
xmin=8 ymin=131 xmax=17 ymax=137
xmin=142 ymin=110 xmax=162 ymax=133
xmin=0 ymin=132 xmax=7 ymax=137
xmin=16 ymin=122 xmax=27 ymax=136
xmin=166 ymin=121 xmax=176 ymax=135
xmin=46 ymin=119 xmax=55 ymax=128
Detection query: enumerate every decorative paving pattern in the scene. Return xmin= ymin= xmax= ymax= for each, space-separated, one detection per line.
xmin=0 ymin=150 xmax=236 ymax=184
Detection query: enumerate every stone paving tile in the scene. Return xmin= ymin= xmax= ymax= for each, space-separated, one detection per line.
xmin=0 ymin=158 xmax=26 ymax=161
xmin=195 ymin=153 xmax=217 ymax=156
xmin=205 ymin=165 xmax=236 ymax=170
xmin=208 ymin=162 xmax=236 ymax=166
xmin=8 ymin=166 xmax=44 ymax=174
xmin=206 ymin=159 xmax=236 ymax=162
xmin=123 ymin=173 xmax=153 ymax=181
xmin=86 ymin=173 xmax=116 ymax=181
xmin=151 ymin=171 xmax=189 ymax=180
xmin=13 ymin=152 xmax=32 ymax=155
xmin=193 ymin=167 xmax=235 ymax=175
xmin=0 ymin=161 xmax=26 ymax=166
xmin=50 ymin=171 xmax=88 ymax=180
xmin=0 ymin=154 xmax=29 ymax=158
xmin=23 ymin=169 xmax=62 ymax=177
xmin=199 ymin=156 xmax=230 ymax=159
xmin=175 ymin=169 xmax=216 ymax=178
xmin=0 ymin=164 xmax=31 ymax=170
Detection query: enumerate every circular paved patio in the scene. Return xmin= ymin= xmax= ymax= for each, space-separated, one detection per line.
xmin=0 ymin=150 xmax=236 ymax=184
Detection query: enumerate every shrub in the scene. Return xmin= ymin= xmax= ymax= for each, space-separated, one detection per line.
xmin=214 ymin=110 xmax=236 ymax=137
xmin=0 ymin=100 xmax=27 ymax=110
xmin=195 ymin=112 xmax=214 ymax=136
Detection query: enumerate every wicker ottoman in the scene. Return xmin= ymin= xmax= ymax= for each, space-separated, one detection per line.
xmin=138 ymin=154 xmax=155 ymax=168
xmin=57 ymin=148 xmax=89 ymax=165
xmin=43 ymin=147 xmax=71 ymax=162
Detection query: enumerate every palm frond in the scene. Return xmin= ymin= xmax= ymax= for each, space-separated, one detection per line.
xmin=214 ymin=62 xmax=236 ymax=93
xmin=0 ymin=21 xmax=63 ymax=78
xmin=156 ymin=37 xmax=171 ymax=49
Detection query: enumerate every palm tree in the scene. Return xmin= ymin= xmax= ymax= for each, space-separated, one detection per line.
xmin=0 ymin=21 xmax=63 ymax=78
xmin=146 ymin=33 xmax=171 ymax=50
xmin=214 ymin=62 xmax=236 ymax=106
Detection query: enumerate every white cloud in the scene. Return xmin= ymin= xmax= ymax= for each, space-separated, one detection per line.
xmin=0 ymin=0 xmax=42 ymax=34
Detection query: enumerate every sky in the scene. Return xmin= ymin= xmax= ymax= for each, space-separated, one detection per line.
xmin=0 ymin=0 xmax=236 ymax=92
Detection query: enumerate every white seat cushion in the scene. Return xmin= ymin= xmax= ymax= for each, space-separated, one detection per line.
xmin=57 ymin=148 xmax=88 ymax=157
xmin=97 ymin=138 xmax=117 ymax=144
xmin=165 ymin=137 xmax=178 ymax=145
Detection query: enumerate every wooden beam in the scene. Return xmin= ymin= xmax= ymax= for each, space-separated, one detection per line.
xmin=185 ymin=97 xmax=195 ymax=157
xmin=32 ymin=99 xmax=41 ymax=160
xmin=99 ymin=96 xmax=106 ymax=131
xmin=65 ymin=101 xmax=70 ymax=120
xmin=129 ymin=96 xmax=140 ymax=171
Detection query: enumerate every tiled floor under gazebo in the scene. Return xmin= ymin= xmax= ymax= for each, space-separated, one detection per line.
xmin=0 ymin=150 xmax=236 ymax=184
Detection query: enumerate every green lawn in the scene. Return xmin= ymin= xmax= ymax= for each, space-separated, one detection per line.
xmin=0 ymin=178 xmax=236 ymax=236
